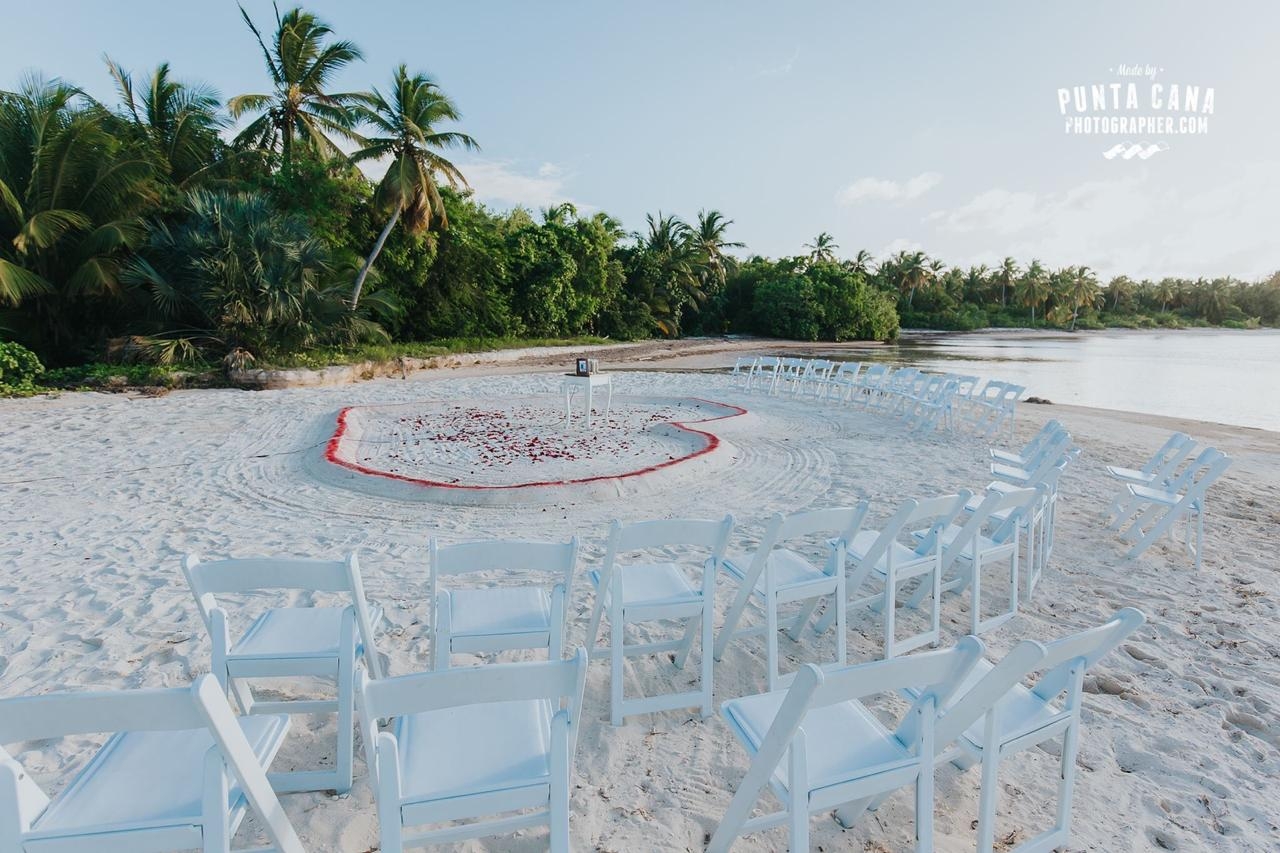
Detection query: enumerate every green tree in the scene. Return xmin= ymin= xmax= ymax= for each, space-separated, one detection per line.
xmin=104 ymin=59 xmax=225 ymax=190
xmin=0 ymin=76 xmax=155 ymax=358
xmin=1065 ymin=265 xmax=1102 ymax=330
xmin=349 ymin=65 xmax=476 ymax=308
xmin=1016 ymin=259 xmax=1050 ymax=324
xmin=803 ymin=231 xmax=838 ymax=265
xmin=229 ymin=5 xmax=364 ymax=172
xmin=994 ymin=256 xmax=1019 ymax=307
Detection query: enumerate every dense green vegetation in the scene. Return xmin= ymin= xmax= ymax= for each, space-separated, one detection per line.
xmin=1 ymin=5 xmax=1275 ymax=396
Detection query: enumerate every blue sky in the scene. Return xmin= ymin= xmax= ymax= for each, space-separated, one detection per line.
xmin=6 ymin=1 xmax=1278 ymax=280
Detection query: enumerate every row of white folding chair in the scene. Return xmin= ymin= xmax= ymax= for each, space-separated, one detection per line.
xmin=184 ymin=548 xmax=588 ymax=850
xmin=710 ymin=608 xmax=1146 ymax=852
xmin=984 ymin=429 xmax=1077 ymax=596
xmin=1115 ymin=445 xmax=1232 ymax=570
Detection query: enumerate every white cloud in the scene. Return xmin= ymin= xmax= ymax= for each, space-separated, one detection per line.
xmin=923 ymin=162 xmax=1280 ymax=280
xmin=837 ymin=171 xmax=942 ymax=205
xmin=458 ymin=159 xmax=579 ymax=210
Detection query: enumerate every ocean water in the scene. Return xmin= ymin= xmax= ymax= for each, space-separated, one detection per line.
xmin=813 ymin=329 xmax=1280 ymax=432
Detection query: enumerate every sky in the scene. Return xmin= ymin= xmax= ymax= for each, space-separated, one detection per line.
xmin=4 ymin=1 xmax=1279 ymax=281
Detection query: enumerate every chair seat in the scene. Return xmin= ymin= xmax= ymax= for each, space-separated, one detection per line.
xmin=396 ymin=699 xmax=553 ymax=803
xmin=1106 ymin=465 xmax=1156 ymax=483
xmin=31 ymin=715 xmax=289 ymax=837
xmin=723 ymin=549 xmax=828 ymax=595
xmin=913 ymin=524 xmax=1007 ymax=557
xmin=589 ymin=563 xmax=699 ymax=607
xmin=1127 ymin=483 xmax=1185 ymax=506
xmin=848 ymin=530 xmax=929 ymax=576
xmin=990 ymin=462 xmax=1034 ymax=482
xmin=723 ymin=690 xmax=913 ymax=793
xmin=230 ymin=605 xmax=377 ymax=661
xmin=448 ymin=587 xmax=551 ymax=637
xmin=950 ymin=659 xmax=1065 ymax=750
xmin=990 ymin=448 xmax=1032 ymax=465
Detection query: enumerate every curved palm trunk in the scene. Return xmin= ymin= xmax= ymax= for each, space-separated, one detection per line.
xmin=351 ymin=204 xmax=402 ymax=310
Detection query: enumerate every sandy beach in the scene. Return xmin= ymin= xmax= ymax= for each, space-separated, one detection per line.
xmin=1 ymin=348 xmax=1277 ymax=852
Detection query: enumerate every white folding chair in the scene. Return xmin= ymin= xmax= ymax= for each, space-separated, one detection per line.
xmin=774 ymin=357 xmax=809 ymax=395
xmin=871 ymin=367 xmax=920 ymax=413
xmin=709 ymin=636 xmax=1049 ymax=852
xmin=824 ymin=361 xmax=862 ymax=401
xmin=428 ymin=537 xmax=578 ymax=670
xmin=1104 ymin=431 xmax=1196 ymax=527
xmin=716 ymin=505 xmax=868 ymax=689
xmin=585 ymin=515 xmax=734 ymax=726
xmin=815 ymin=493 xmax=972 ymax=658
xmin=971 ymin=382 xmax=1025 ymax=440
xmin=931 ymin=608 xmax=1146 ymax=853
xmin=850 ymin=362 xmax=891 ymax=408
xmin=730 ymin=356 xmax=759 ymax=390
xmin=182 ymin=552 xmax=383 ymax=794
xmin=0 ymin=675 xmax=303 ymax=853
xmin=904 ymin=376 xmax=961 ymax=434
xmin=989 ymin=429 xmax=1074 ymax=488
xmin=749 ymin=356 xmax=782 ymax=393
xmin=794 ymin=359 xmax=836 ymax=398
xmin=1118 ymin=449 xmax=1231 ymax=570
xmin=908 ymin=487 xmax=1038 ymax=634
xmin=357 ymin=650 xmax=588 ymax=853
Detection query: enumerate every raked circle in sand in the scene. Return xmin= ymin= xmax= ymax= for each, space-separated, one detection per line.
xmin=320 ymin=395 xmax=747 ymax=504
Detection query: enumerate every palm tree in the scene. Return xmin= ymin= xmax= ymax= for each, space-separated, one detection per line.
xmin=1107 ymin=275 xmax=1135 ymax=311
xmin=640 ymin=212 xmax=697 ymax=335
xmin=104 ymin=59 xmax=225 ymax=188
xmin=0 ymin=76 xmax=153 ymax=346
xmin=1016 ymin=259 xmax=1050 ymax=324
xmin=348 ymin=65 xmax=477 ymax=308
xmin=229 ymin=5 xmax=364 ymax=171
xmin=995 ymin=256 xmax=1019 ymax=307
xmin=689 ymin=209 xmax=743 ymax=292
xmin=803 ymin=232 xmax=838 ymax=264
xmin=1154 ymin=278 xmax=1176 ymax=313
xmin=898 ymin=250 xmax=934 ymax=308
xmin=843 ymin=249 xmax=874 ymax=276
xmin=1066 ymin=265 xmax=1101 ymax=330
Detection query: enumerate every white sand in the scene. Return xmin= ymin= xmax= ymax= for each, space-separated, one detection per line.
xmin=1 ymin=367 xmax=1277 ymax=852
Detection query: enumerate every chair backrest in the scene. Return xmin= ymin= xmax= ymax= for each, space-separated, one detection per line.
xmin=1029 ymin=608 xmax=1146 ymax=704
xmin=1164 ymin=446 xmax=1226 ymax=495
xmin=597 ymin=515 xmax=734 ymax=595
xmin=859 ymin=363 xmax=890 ymax=387
xmin=1018 ymin=419 xmax=1064 ymax=458
xmin=943 ymin=487 xmax=1037 ymax=568
xmin=950 ymin=375 xmax=980 ymax=398
xmin=886 ymin=367 xmax=919 ymax=391
xmin=0 ymin=676 xmax=304 ymax=852
xmin=859 ymin=493 xmax=973 ymax=574
xmin=1140 ymin=431 xmax=1195 ymax=476
xmin=751 ymin=639 xmax=989 ymax=775
xmin=428 ymin=538 xmax=579 ymax=602
xmin=731 ymin=356 xmax=757 ymax=376
xmin=182 ymin=551 xmax=383 ymax=679
xmin=358 ymin=649 xmax=590 ymax=783
xmin=831 ymin=362 xmax=861 ymax=383
xmin=740 ymin=505 xmax=870 ymax=591
xmin=932 ymin=639 xmax=1050 ymax=745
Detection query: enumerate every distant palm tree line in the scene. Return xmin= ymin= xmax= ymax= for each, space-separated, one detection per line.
xmin=1 ymin=4 xmax=1275 ymax=375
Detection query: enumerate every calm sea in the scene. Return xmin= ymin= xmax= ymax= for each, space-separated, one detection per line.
xmin=810 ymin=329 xmax=1280 ymax=432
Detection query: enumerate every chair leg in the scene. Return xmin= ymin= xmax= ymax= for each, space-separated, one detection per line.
xmin=976 ymin=746 xmax=1001 ymax=853
xmin=335 ymin=658 xmax=355 ymax=794
xmin=766 ymin=593 xmax=780 ymax=691
xmin=701 ymin=605 xmax=714 ymax=718
xmin=883 ymin=581 xmax=897 ymax=659
xmin=674 ymin=615 xmax=700 ymax=670
xmin=1054 ymin=721 xmax=1082 ymax=848
xmin=610 ymin=610 xmax=625 ymax=727
xmin=550 ymin=713 xmax=571 ymax=853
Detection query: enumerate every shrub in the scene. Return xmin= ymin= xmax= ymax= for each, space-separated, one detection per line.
xmin=0 ymin=340 xmax=46 ymax=396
